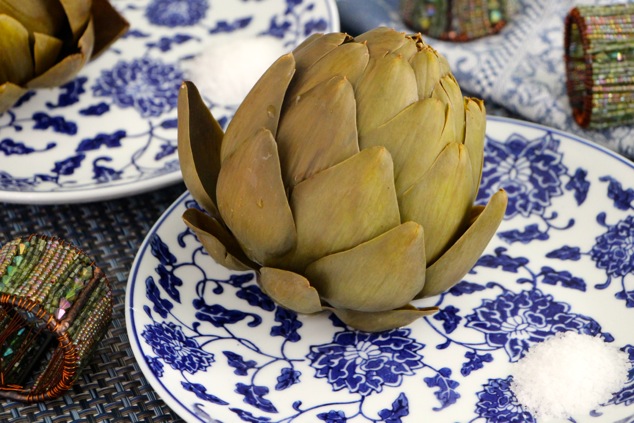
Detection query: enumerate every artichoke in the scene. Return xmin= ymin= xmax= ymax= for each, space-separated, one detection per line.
xmin=0 ymin=0 xmax=129 ymax=113
xmin=178 ymin=27 xmax=508 ymax=332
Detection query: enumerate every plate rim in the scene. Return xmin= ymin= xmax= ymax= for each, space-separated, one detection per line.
xmin=124 ymin=117 xmax=634 ymax=422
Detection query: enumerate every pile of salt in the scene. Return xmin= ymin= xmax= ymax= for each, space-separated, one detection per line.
xmin=511 ymin=331 xmax=631 ymax=421
xmin=184 ymin=36 xmax=288 ymax=107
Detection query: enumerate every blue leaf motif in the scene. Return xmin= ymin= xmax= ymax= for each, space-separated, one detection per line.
xmin=461 ymin=351 xmax=493 ymax=376
xmin=565 ymin=168 xmax=590 ymax=205
xmin=433 ymin=305 xmax=461 ymax=334
xmin=157 ymin=264 xmax=182 ymax=302
xmin=448 ymin=281 xmax=486 ymax=296
xmin=46 ymin=77 xmax=87 ymax=108
xmin=423 ymin=368 xmax=460 ymax=411
xmin=615 ymin=290 xmax=634 ymax=308
xmin=151 ymin=234 xmax=178 ymax=265
xmin=475 ymin=247 xmax=528 ymax=272
xmin=275 ymin=367 xmax=300 ymax=391
xmin=193 ymin=299 xmax=262 ymax=327
xmin=600 ymin=176 xmax=634 ymax=211
xmin=498 ymin=223 xmax=549 ymax=244
xmin=540 ymin=266 xmax=586 ymax=291
xmin=378 ymin=393 xmax=409 ymax=423
xmin=145 ymin=276 xmax=173 ymax=318
xmin=270 ymin=307 xmax=302 ymax=342
xmin=224 ymin=351 xmax=257 ymax=376
xmin=237 ymin=285 xmax=276 ymax=311
xmin=79 ymin=102 xmax=110 ymax=116
xmin=227 ymin=273 xmax=256 ymax=287
xmin=32 ymin=112 xmax=77 ymax=135
xmin=546 ymin=246 xmax=581 ymax=261
xmin=230 ymin=408 xmax=272 ymax=422
xmin=0 ymin=139 xmax=55 ymax=155
xmin=209 ymin=17 xmax=253 ymax=34
xmin=236 ymin=383 xmax=278 ymax=413
xmin=77 ymin=130 xmax=127 ymax=152
xmin=52 ymin=154 xmax=85 ymax=176
xmin=303 ymin=18 xmax=328 ymax=35
xmin=160 ymin=118 xmax=178 ymax=129
xmin=317 ymin=410 xmax=347 ymax=422
xmin=182 ymin=382 xmax=229 ymax=405
xmin=93 ymin=157 xmax=123 ymax=182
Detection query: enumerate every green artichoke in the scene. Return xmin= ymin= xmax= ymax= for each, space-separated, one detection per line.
xmin=178 ymin=27 xmax=508 ymax=332
xmin=0 ymin=0 xmax=129 ymax=113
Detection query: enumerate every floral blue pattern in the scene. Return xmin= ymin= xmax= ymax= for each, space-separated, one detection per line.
xmin=127 ymin=118 xmax=634 ymax=422
xmin=0 ymin=0 xmax=337 ymax=203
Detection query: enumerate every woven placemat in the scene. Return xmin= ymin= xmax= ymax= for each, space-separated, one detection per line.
xmin=0 ymin=182 xmax=187 ymax=423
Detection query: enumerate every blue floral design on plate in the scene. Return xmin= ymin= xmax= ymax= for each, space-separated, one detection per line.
xmin=127 ymin=117 xmax=634 ymax=422
xmin=0 ymin=0 xmax=339 ymax=204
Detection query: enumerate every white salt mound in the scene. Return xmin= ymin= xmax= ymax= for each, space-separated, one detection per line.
xmin=511 ymin=331 xmax=631 ymax=421
xmin=185 ymin=36 xmax=288 ymax=107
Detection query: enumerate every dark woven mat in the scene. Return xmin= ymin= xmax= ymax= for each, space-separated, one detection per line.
xmin=0 ymin=182 xmax=188 ymax=423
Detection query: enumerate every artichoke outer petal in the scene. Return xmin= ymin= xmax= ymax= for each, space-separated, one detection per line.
xmin=0 ymin=0 xmax=66 ymax=36
xmin=0 ymin=81 xmax=27 ymax=113
xmin=324 ymin=304 xmax=439 ymax=333
xmin=177 ymin=81 xmax=223 ymax=219
xmin=292 ymin=32 xmax=350 ymax=74
xmin=33 ymin=32 xmax=63 ymax=77
xmin=432 ymin=74 xmax=465 ymax=144
xmin=287 ymin=146 xmax=400 ymax=270
xmin=58 ymin=0 xmax=92 ymax=41
xmin=409 ymin=45 xmax=447 ymax=100
xmin=400 ymin=142 xmax=475 ymax=264
xmin=355 ymin=51 xmax=418 ymax=136
xmin=27 ymin=17 xmax=94 ymax=88
xmin=354 ymin=27 xmax=410 ymax=59
xmin=463 ymin=98 xmax=486 ymax=197
xmin=305 ymin=221 xmax=426 ymax=313
xmin=257 ymin=267 xmax=322 ymax=314
xmin=89 ymin=0 xmax=130 ymax=60
xmin=0 ymin=14 xmax=33 ymax=85
xmin=277 ymin=75 xmax=359 ymax=188
xmin=418 ymin=189 xmax=508 ymax=298
xmin=287 ymin=41 xmax=370 ymax=100
xmin=220 ymin=53 xmax=296 ymax=162
xmin=216 ymin=128 xmax=297 ymax=266
xmin=183 ymin=208 xmax=257 ymax=271
xmin=360 ymin=97 xmax=446 ymax=197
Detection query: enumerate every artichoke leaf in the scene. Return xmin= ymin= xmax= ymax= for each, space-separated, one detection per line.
xmin=325 ymin=304 xmax=439 ymax=333
xmin=410 ymin=46 xmax=443 ymax=99
xmin=400 ymin=143 xmax=475 ymax=264
xmin=305 ymin=221 xmax=426 ymax=312
xmin=59 ymin=0 xmax=92 ymax=40
xmin=277 ymin=76 xmax=359 ymax=188
xmin=0 ymin=81 xmax=27 ymax=114
xmin=354 ymin=27 xmax=411 ymax=59
xmin=33 ymin=32 xmax=63 ymax=76
xmin=0 ymin=14 xmax=33 ymax=85
xmin=432 ymin=74 xmax=465 ymax=144
xmin=220 ymin=53 xmax=295 ymax=162
xmin=355 ymin=51 xmax=418 ymax=136
xmin=463 ymin=98 xmax=486 ymax=196
xmin=258 ymin=267 xmax=322 ymax=314
xmin=183 ymin=208 xmax=256 ymax=271
xmin=288 ymin=42 xmax=370 ymax=99
xmin=419 ymin=189 xmax=508 ymax=298
xmin=28 ymin=17 xmax=94 ymax=88
xmin=217 ymin=128 xmax=297 ymax=266
xmin=178 ymin=81 xmax=223 ymax=218
xmin=0 ymin=0 xmax=66 ymax=36
xmin=292 ymin=32 xmax=350 ymax=74
xmin=90 ymin=0 xmax=130 ymax=59
xmin=287 ymin=146 xmax=400 ymax=270
xmin=360 ymin=97 xmax=446 ymax=196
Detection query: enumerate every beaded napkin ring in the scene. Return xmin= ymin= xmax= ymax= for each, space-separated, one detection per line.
xmin=565 ymin=3 xmax=634 ymax=128
xmin=0 ymin=235 xmax=112 ymax=403
xmin=400 ymin=0 xmax=509 ymax=41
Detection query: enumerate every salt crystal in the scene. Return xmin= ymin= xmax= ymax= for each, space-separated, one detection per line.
xmin=511 ymin=331 xmax=631 ymax=421
xmin=184 ymin=36 xmax=289 ymax=107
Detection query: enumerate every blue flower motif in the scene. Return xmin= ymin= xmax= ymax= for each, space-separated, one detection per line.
xmin=465 ymin=289 xmax=603 ymax=361
xmin=475 ymin=377 xmax=536 ymax=423
xmin=307 ymin=329 xmax=424 ymax=396
xmin=146 ymin=0 xmax=208 ymax=27
xmin=92 ymin=58 xmax=183 ymax=118
xmin=142 ymin=322 xmax=214 ymax=374
xmin=478 ymin=134 xmax=567 ymax=218
xmin=591 ymin=215 xmax=634 ymax=278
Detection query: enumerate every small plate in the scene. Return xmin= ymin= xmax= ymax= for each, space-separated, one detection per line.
xmin=126 ymin=117 xmax=634 ymax=423
xmin=0 ymin=0 xmax=339 ymax=204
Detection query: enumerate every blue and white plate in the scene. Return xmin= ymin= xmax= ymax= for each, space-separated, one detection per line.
xmin=0 ymin=0 xmax=339 ymax=204
xmin=126 ymin=117 xmax=634 ymax=423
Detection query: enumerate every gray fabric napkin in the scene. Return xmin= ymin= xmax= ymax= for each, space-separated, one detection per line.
xmin=336 ymin=0 xmax=634 ymax=159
